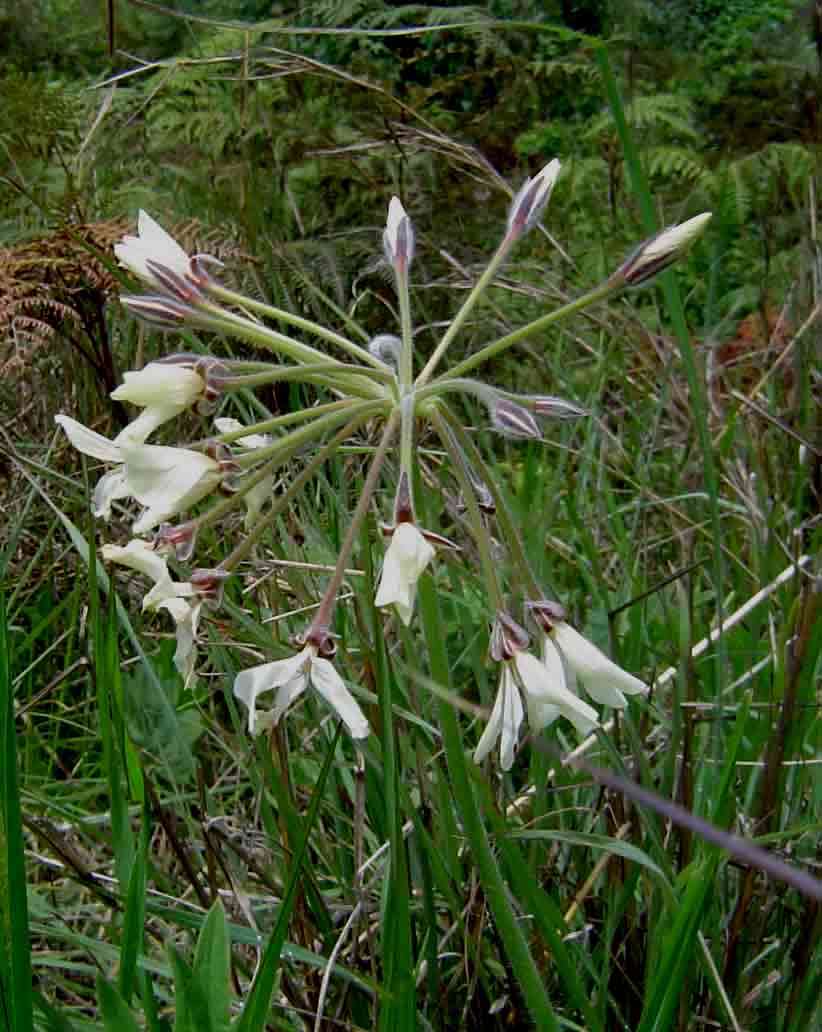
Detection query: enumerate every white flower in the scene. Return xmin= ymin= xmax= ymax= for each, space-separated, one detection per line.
xmin=101 ymin=539 xmax=196 ymax=609
xmin=474 ymin=650 xmax=599 ymax=770
xmin=214 ymin=417 xmax=274 ymax=528
xmin=508 ymin=158 xmax=561 ymax=234
xmin=114 ymin=210 xmax=192 ymax=288
xmin=383 ymin=196 xmax=414 ymax=267
xmin=374 ymin=522 xmax=435 ymax=626
xmin=549 ymin=622 xmax=648 ymax=709
xmin=157 ymin=596 xmax=202 ymax=684
xmin=55 ymin=413 xmax=222 ymax=532
xmin=233 ymin=644 xmax=370 ymax=739
xmin=111 ymin=363 xmax=205 ymax=411
xmin=101 ymin=539 xmax=201 ymax=682
xmin=122 ymin=442 xmax=223 ymax=535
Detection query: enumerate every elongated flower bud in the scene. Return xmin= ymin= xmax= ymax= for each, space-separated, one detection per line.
xmin=617 ymin=213 xmax=712 ymax=287
xmin=384 ymin=197 xmax=415 ymax=270
xmin=507 ymin=159 xmax=561 ymax=237
xmin=490 ymin=398 xmax=542 ymax=440
xmin=120 ymin=295 xmax=194 ymax=328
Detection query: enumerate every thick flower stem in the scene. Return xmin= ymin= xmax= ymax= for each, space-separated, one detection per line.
xmin=441 ymin=278 xmax=620 ymax=383
xmin=205 ymin=282 xmax=387 ymax=371
xmin=210 ymin=399 xmax=367 ymax=447
xmin=306 ymin=411 xmax=400 ymax=637
xmin=416 ymin=234 xmax=515 ymax=388
xmin=428 ymin=405 xmax=504 ymax=610
xmin=220 ymin=411 xmax=380 ymax=573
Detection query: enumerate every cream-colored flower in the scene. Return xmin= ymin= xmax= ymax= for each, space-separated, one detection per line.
xmin=548 ymin=622 xmax=648 ymax=709
xmin=55 ymin=413 xmax=222 ymax=533
xmin=234 ymin=644 xmax=370 ymax=739
xmin=111 ymin=363 xmax=205 ymax=411
xmin=114 ymin=210 xmax=192 ymax=288
xmin=101 ymin=538 xmax=201 ymax=682
xmin=620 ymin=213 xmax=712 ymax=286
xmin=474 ymin=650 xmax=598 ymax=770
xmin=374 ymin=522 xmax=435 ymax=626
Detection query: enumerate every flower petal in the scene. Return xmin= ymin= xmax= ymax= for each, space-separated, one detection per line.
xmin=112 ymin=364 xmax=204 ymax=409
xmin=552 ymin=623 xmax=647 ymax=707
xmin=375 ymin=523 xmax=436 ymax=626
xmin=473 ymin=670 xmax=506 ymax=766
xmin=114 ymin=210 xmax=191 ymax=285
xmin=310 ymin=657 xmax=370 ymax=739
xmin=233 ymin=647 xmax=312 ymax=734
xmin=55 ymin=415 xmax=122 ymax=463
xmin=92 ymin=468 xmax=131 ymax=520
xmin=499 ymin=665 xmax=525 ymax=771
xmin=515 ymin=651 xmax=598 ymax=738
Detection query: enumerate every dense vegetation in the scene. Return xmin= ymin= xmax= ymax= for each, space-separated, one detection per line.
xmin=1 ymin=2 xmax=819 ymax=1031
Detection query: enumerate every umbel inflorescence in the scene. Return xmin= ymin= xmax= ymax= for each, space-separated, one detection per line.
xmin=56 ymin=164 xmax=710 ymax=769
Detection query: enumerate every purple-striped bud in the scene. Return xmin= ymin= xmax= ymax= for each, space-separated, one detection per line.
xmin=530 ymin=395 xmax=587 ymax=420
xmin=617 ymin=213 xmax=712 ymax=288
xmin=507 ymin=159 xmax=561 ymax=237
xmin=384 ymin=197 xmax=415 ymax=270
xmin=491 ymin=398 xmax=542 ymax=440
xmin=489 ymin=612 xmax=530 ymax=663
xmin=527 ymin=599 xmax=568 ymax=633
xmin=120 ymin=294 xmax=194 ymax=329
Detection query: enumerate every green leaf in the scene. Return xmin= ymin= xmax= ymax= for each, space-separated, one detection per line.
xmin=96 ymin=975 xmax=142 ymax=1032
xmin=0 ymin=594 xmax=34 ymax=1032
xmin=193 ymin=899 xmax=231 ymax=1032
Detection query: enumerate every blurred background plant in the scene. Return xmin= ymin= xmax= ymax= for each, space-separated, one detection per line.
xmin=1 ymin=2 xmax=819 ymax=1031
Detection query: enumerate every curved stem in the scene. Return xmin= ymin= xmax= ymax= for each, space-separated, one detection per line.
xmin=307 ymin=410 xmax=400 ymax=635
xmin=440 ymin=279 xmax=619 ymax=383
xmin=415 ymin=234 xmax=515 ymax=388
xmin=220 ymin=411 xmax=379 ymax=573
xmin=206 ymin=282 xmax=388 ymax=371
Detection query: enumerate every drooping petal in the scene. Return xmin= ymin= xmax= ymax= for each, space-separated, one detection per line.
xmin=375 ymin=522 xmax=436 ymax=625
xmin=157 ymin=597 xmax=200 ymax=683
xmin=111 ymin=364 xmax=205 ymax=410
xmin=498 ymin=665 xmax=525 ymax=771
xmin=474 ymin=665 xmax=524 ymax=771
xmin=122 ymin=444 xmax=222 ymax=533
xmin=233 ymin=647 xmax=312 ymax=734
xmin=55 ymin=415 xmax=122 ymax=462
xmin=473 ymin=670 xmax=507 ymax=766
xmin=514 ymin=651 xmax=598 ymax=738
xmin=214 ymin=417 xmax=271 ymax=451
xmin=551 ymin=622 xmax=648 ymax=707
xmin=102 ymin=539 xmax=170 ymax=585
xmin=270 ymin=670 xmax=309 ymax=727
xmin=310 ymin=657 xmax=370 ymax=739
xmin=92 ymin=469 xmax=131 ymax=520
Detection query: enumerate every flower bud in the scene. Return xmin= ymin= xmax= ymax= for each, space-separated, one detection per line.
xmin=489 ymin=612 xmax=530 ymax=663
xmin=507 ymin=159 xmax=561 ymax=237
xmin=490 ymin=398 xmax=542 ymax=440
xmin=527 ymin=599 xmax=568 ymax=632
xmin=530 ymin=395 xmax=588 ymax=420
xmin=120 ymin=294 xmax=194 ymax=329
xmin=384 ymin=197 xmax=415 ymax=270
xmin=369 ymin=333 xmax=402 ymax=368
xmin=617 ymin=213 xmax=712 ymax=287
